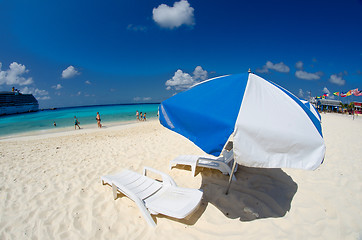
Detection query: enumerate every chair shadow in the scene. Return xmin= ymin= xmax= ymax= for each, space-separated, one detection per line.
xmin=199 ymin=166 xmax=298 ymax=221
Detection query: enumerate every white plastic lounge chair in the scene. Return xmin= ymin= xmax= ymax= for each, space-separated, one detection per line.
xmin=169 ymin=147 xmax=238 ymax=181
xmin=101 ymin=166 xmax=203 ymax=227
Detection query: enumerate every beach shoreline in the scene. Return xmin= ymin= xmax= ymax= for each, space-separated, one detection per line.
xmin=0 ymin=103 xmax=159 ymax=140
xmin=0 ymin=118 xmax=156 ymax=141
xmin=0 ymin=113 xmax=361 ymax=239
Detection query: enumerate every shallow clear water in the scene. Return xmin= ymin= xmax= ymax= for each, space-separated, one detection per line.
xmin=0 ymin=103 xmax=159 ymax=137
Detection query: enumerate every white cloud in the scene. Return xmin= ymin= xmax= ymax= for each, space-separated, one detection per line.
xmin=256 ymin=61 xmax=290 ymax=73
xmin=295 ymin=70 xmax=321 ymax=80
xmin=165 ymin=66 xmax=208 ymax=91
xmin=323 ymin=87 xmax=330 ymax=94
xmin=266 ymin=61 xmax=290 ymax=73
xmin=152 ymin=0 xmax=194 ymax=29
xmin=62 ymin=66 xmax=80 ymax=79
xmin=165 ymin=69 xmax=194 ymax=90
xmin=70 ymin=91 xmax=84 ymax=97
xmin=323 ymin=87 xmax=335 ymax=99
xmin=127 ymin=24 xmax=147 ymax=32
xmin=255 ymin=66 xmax=269 ymax=74
xmin=134 ymin=97 xmax=152 ymax=102
xmin=0 ymin=62 xmax=33 ymax=86
xmin=295 ymin=61 xmax=304 ymax=70
xmin=52 ymin=84 xmax=62 ymax=90
xmin=85 ymin=80 xmax=91 ymax=85
xmin=298 ymin=89 xmax=304 ymax=98
xmin=22 ymin=86 xmax=50 ymax=100
xmin=329 ymin=74 xmax=346 ymax=86
xmin=193 ymin=66 xmax=208 ymax=80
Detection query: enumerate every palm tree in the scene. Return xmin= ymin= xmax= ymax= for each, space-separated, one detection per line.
xmin=348 ymin=102 xmax=355 ymax=115
xmin=348 ymin=102 xmax=355 ymax=110
xmin=340 ymin=102 xmax=348 ymax=113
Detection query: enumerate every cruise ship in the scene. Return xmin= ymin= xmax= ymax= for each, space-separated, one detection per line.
xmin=0 ymin=89 xmax=39 ymax=115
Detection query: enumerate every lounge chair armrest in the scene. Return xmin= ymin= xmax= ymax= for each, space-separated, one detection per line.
xmin=143 ymin=166 xmax=177 ymax=187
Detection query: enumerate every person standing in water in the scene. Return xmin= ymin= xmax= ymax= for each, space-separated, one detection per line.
xmin=136 ymin=110 xmax=139 ymax=120
xmin=96 ymin=112 xmax=102 ymax=128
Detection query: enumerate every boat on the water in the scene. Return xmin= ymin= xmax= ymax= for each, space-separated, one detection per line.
xmin=0 ymin=89 xmax=39 ymax=115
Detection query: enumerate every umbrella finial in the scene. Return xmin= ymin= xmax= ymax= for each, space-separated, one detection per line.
xmin=248 ymin=68 xmax=252 ymax=73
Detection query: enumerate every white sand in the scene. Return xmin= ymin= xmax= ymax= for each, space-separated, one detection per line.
xmin=0 ymin=113 xmax=361 ymax=239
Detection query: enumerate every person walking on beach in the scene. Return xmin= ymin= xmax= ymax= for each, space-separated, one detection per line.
xmin=139 ymin=112 xmax=143 ymax=121
xmin=143 ymin=112 xmax=147 ymax=121
xmin=74 ymin=116 xmax=81 ymax=130
xmin=96 ymin=112 xmax=102 ymax=128
xmin=136 ymin=110 xmax=139 ymax=120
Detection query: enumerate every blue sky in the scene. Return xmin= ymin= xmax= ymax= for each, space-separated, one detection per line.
xmin=0 ymin=0 xmax=361 ymax=108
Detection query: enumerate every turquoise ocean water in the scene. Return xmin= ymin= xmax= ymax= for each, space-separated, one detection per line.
xmin=0 ymin=103 xmax=159 ymax=138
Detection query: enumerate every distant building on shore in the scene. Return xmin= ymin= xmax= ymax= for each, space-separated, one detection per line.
xmin=316 ymin=99 xmax=342 ymax=112
xmin=353 ymin=102 xmax=362 ymax=114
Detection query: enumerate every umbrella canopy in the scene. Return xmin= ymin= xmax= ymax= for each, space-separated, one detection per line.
xmin=159 ymin=73 xmax=325 ymax=171
xmin=300 ymin=99 xmax=321 ymax=122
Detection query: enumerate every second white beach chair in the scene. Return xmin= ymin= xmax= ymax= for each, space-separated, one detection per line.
xmin=169 ymin=143 xmax=238 ymax=181
xmin=101 ymin=166 xmax=203 ymax=227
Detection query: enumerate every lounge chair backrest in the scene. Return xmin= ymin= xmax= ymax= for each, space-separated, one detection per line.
xmin=112 ymin=170 xmax=162 ymax=200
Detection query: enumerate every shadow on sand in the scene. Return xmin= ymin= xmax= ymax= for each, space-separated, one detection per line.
xmin=111 ymin=165 xmax=297 ymax=226
xmin=198 ymin=166 xmax=298 ymax=221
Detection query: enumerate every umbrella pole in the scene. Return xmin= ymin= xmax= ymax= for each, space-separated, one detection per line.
xmin=225 ymin=160 xmax=238 ymax=195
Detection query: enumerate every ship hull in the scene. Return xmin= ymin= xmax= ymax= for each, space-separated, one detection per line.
xmin=0 ymin=91 xmax=39 ymax=116
xmin=0 ymin=103 xmax=39 ymax=115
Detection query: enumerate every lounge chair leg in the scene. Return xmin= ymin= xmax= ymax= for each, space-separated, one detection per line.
xmin=112 ymin=183 xmax=118 ymax=200
xmin=132 ymin=198 xmax=157 ymax=227
xmin=191 ymin=162 xmax=197 ymax=177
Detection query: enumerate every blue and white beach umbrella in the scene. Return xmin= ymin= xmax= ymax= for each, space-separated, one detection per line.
xmin=300 ymin=99 xmax=321 ymax=122
xmin=159 ymin=73 xmax=326 ymax=171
